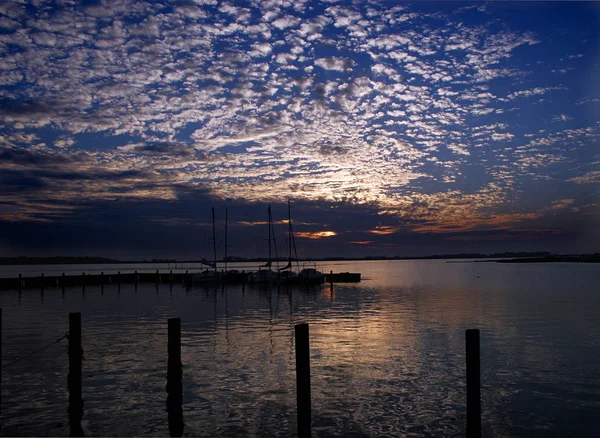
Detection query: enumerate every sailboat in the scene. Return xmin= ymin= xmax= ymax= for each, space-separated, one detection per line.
xmin=221 ymin=208 xmax=247 ymax=284
xmin=278 ymin=200 xmax=299 ymax=284
xmin=247 ymin=205 xmax=279 ymax=284
xmin=192 ymin=207 xmax=222 ymax=284
xmin=279 ymin=200 xmax=325 ymax=285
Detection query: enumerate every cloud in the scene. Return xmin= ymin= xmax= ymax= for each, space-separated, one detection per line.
xmin=295 ymin=231 xmax=337 ymax=239
xmin=271 ymin=15 xmax=301 ymax=30
xmin=367 ymin=226 xmax=398 ymax=235
xmin=0 ymin=0 xmax=596 ymax=246
xmin=507 ymin=87 xmax=564 ymax=100
xmin=568 ymin=171 xmax=600 ymax=184
xmin=314 ymin=57 xmax=355 ymax=72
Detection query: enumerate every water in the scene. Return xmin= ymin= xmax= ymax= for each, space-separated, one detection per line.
xmin=0 ymin=260 xmax=599 ymax=436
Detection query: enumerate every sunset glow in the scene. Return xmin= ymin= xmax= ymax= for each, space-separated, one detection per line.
xmin=295 ymin=231 xmax=337 ymax=240
xmin=0 ymin=1 xmax=598 ymax=258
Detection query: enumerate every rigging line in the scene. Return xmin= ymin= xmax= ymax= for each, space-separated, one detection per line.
xmin=2 ymin=331 xmax=69 ymax=369
xmin=291 ymin=222 xmax=300 ymax=272
xmin=271 ymin=214 xmax=279 ymax=266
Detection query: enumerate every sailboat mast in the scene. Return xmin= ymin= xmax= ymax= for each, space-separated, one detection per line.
xmin=288 ymin=200 xmax=292 ymax=266
xmin=267 ymin=205 xmax=272 ymax=267
xmin=212 ymin=206 xmax=217 ymax=275
xmin=224 ymin=207 xmax=228 ymax=273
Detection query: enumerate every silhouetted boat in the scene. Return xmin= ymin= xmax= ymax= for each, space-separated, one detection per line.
xmin=192 ymin=207 xmax=221 ymax=284
xmin=279 ymin=200 xmax=324 ymax=285
xmin=247 ymin=205 xmax=279 ymax=284
xmin=297 ymin=267 xmax=325 ymax=284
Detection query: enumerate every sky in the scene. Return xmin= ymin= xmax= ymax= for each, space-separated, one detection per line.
xmin=0 ymin=0 xmax=599 ymax=260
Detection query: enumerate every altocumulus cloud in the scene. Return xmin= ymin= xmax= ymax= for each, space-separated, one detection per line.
xmin=0 ymin=0 xmax=598 ymax=253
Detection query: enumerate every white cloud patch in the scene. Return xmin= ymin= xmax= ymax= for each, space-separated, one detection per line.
xmin=271 ymin=15 xmax=301 ymax=30
xmin=314 ymin=57 xmax=354 ymax=72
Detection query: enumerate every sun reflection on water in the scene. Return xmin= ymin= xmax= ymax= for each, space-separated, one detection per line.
xmin=0 ymin=260 xmax=598 ymax=436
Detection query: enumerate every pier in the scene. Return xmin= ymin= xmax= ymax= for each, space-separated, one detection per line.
xmin=0 ymin=270 xmax=361 ymax=290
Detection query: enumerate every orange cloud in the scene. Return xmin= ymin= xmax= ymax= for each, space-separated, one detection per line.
xmin=367 ymin=225 xmax=398 ymax=235
xmin=295 ymin=231 xmax=337 ymax=239
xmin=236 ymin=219 xmax=288 ymax=226
xmin=348 ymin=240 xmax=374 ymax=245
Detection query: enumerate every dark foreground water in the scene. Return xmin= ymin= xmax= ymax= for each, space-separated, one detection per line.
xmin=0 ymin=260 xmax=599 ymax=437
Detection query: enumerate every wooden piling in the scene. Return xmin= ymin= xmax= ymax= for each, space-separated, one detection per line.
xmin=167 ymin=318 xmax=184 ymax=437
xmin=68 ymin=312 xmax=84 ymax=437
xmin=41 ymin=273 xmax=45 ymax=290
xmin=18 ymin=273 xmax=22 ymax=291
xmin=466 ymin=329 xmax=481 ymax=438
xmin=1 ymin=307 xmax=3 ymax=418
xmin=295 ymin=323 xmax=311 ymax=438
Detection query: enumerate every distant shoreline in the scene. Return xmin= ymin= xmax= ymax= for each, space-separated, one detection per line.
xmin=1 ymin=253 xmax=598 ymax=265
xmin=496 ymin=255 xmax=600 ymax=263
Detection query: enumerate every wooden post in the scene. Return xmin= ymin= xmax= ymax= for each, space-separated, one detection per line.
xmin=295 ymin=323 xmax=311 ymax=438
xmin=167 ymin=318 xmax=183 ymax=437
xmin=1 ymin=307 xmax=2 ymax=418
xmin=466 ymin=329 xmax=481 ymax=438
xmin=101 ymin=272 xmax=104 ymax=285
xmin=18 ymin=273 xmax=22 ymax=291
xmin=68 ymin=312 xmax=84 ymax=437
xmin=157 ymin=269 xmax=160 ymax=283
xmin=135 ymin=271 xmax=138 ymax=284
xmin=62 ymin=272 xmax=65 ymax=286
xmin=117 ymin=271 xmax=121 ymax=285
xmin=41 ymin=273 xmax=45 ymax=290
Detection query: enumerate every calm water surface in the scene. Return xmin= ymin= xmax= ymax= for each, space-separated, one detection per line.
xmin=0 ymin=260 xmax=599 ymax=436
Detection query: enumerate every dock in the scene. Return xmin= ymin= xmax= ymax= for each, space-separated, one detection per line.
xmin=324 ymin=272 xmax=361 ymax=283
xmin=0 ymin=270 xmax=361 ymax=290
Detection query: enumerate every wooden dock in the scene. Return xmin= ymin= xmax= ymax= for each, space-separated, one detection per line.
xmin=324 ymin=272 xmax=361 ymax=283
xmin=0 ymin=270 xmax=361 ymax=290
xmin=0 ymin=271 xmax=189 ymax=290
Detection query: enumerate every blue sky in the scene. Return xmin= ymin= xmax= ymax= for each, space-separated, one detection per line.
xmin=0 ymin=0 xmax=599 ymax=259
